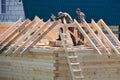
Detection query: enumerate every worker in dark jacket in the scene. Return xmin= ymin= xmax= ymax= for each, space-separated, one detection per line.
xmin=76 ymin=8 xmax=85 ymax=23
xmin=76 ymin=8 xmax=85 ymax=45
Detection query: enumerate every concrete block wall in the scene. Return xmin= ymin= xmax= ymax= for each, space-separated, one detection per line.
xmin=0 ymin=0 xmax=25 ymax=22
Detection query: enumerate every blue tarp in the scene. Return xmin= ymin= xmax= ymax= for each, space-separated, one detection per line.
xmin=23 ymin=0 xmax=120 ymax=25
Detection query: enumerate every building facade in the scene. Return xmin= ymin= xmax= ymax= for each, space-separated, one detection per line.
xmin=0 ymin=0 xmax=25 ymax=22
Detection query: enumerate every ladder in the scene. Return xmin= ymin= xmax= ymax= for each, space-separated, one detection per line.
xmin=60 ymin=30 xmax=84 ymax=80
xmin=60 ymin=20 xmax=84 ymax=80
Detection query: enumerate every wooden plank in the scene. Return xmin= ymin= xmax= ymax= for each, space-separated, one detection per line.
xmin=45 ymin=30 xmax=58 ymax=41
xmin=87 ymin=24 xmax=97 ymax=37
xmin=98 ymin=19 xmax=120 ymax=46
xmin=45 ymin=24 xmax=59 ymax=41
xmin=0 ymin=25 xmax=12 ymax=34
xmin=91 ymin=19 xmax=120 ymax=55
xmin=0 ymin=18 xmax=22 ymax=45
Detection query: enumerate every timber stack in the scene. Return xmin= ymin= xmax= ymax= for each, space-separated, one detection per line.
xmin=0 ymin=16 xmax=120 ymax=80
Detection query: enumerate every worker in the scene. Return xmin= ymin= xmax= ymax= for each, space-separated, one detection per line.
xmin=76 ymin=8 xmax=85 ymax=23
xmin=57 ymin=11 xmax=73 ymax=23
xmin=52 ymin=11 xmax=77 ymax=46
xmin=76 ymin=8 xmax=85 ymax=45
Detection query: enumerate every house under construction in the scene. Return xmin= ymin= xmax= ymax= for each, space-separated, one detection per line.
xmin=0 ymin=0 xmax=120 ymax=80
xmin=0 ymin=16 xmax=120 ymax=80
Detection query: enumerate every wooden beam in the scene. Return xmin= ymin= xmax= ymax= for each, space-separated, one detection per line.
xmin=97 ymin=19 xmax=120 ymax=46
xmin=45 ymin=25 xmax=59 ymax=41
xmin=0 ymin=19 xmax=30 ymax=46
xmin=73 ymin=19 xmax=102 ymax=55
xmin=11 ymin=19 xmax=49 ymax=55
xmin=20 ymin=20 xmax=60 ymax=56
xmin=5 ymin=19 xmax=43 ymax=55
xmin=0 ymin=16 xmax=40 ymax=54
xmin=82 ymin=20 xmax=111 ymax=55
xmin=82 ymin=21 xmax=100 ymax=47
xmin=12 ymin=19 xmax=50 ymax=56
xmin=89 ymin=20 xmax=111 ymax=55
xmin=91 ymin=19 xmax=120 ymax=55
xmin=68 ymin=30 xmax=84 ymax=44
xmin=0 ymin=19 xmax=31 ymax=54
